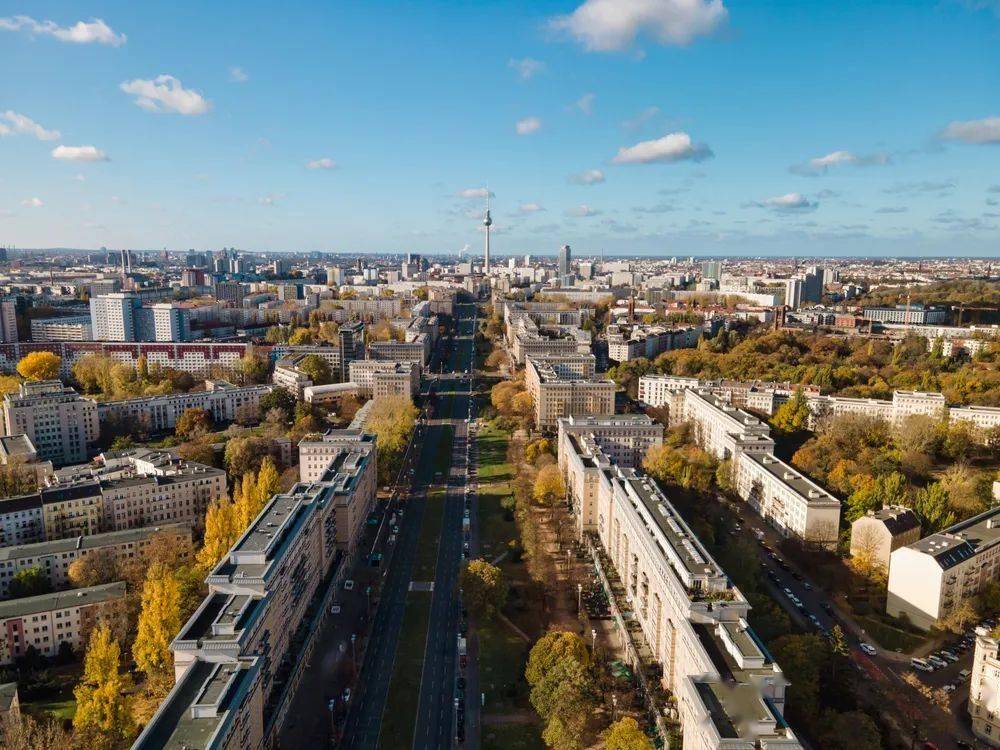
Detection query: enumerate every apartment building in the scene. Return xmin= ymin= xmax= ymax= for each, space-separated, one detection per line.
xmin=0 ymin=299 xmax=16 ymax=344
xmin=272 ymin=356 xmax=314 ymax=399
xmin=30 ymin=315 xmax=93 ymax=342
xmin=557 ymin=433 xmax=802 ymax=749
xmin=296 ymin=430 xmax=377 ymax=555
xmin=674 ymin=389 xmax=774 ymax=460
xmin=638 ymin=375 xmax=818 ymax=417
xmin=557 ymin=414 xmax=663 ymax=470
xmin=133 ymin=434 xmax=376 ymax=750
xmin=850 ymin=506 xmax=922 ymax=572
xmin=606 ymin=323 xmax=706 ymax=363
xmin=367 ymin=334 xmax=429 ymax=367
xmin=0 ymin=495 xmax=44 ymax=547
xmin=887 ymin=508 xmax=1000 ymax=630
xmin=348 ymin=359 xmax=420 ymax=399
xmin=0 ymin=582 xmax=127 ymax=665
xmin=95 ymin=380 xmax=273 ymax=432
xmin=803 ymin=393 xmax=893 ymax=428
xmin=90 ymin=293 xmax=192 ymax=342
xmin=525 ymin=356 xmax=615 ymax=429
xmin=862 ymin=304 xmax=948 ymax=325
xmin=637 ymin=375 xmax=701 ymax=407
xmin=734 ymin=453 xmax=842 ymax=548
xmin=0 ymin=523 xmax=191 ymax=598
xmin=970 ymin=626 xmax=1000 ymax=747
xmin=3 ymin=380 xmax=99 ymax=466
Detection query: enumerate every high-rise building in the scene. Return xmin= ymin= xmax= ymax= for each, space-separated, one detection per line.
xmin=558 ymin=244 xmax=572 ymax=277
xmin=90 ymin=292 xmax=140 ymax=341
xmin=338 ymin=321 xmax=365 ymax=381
xmin=214 ymin=281 xmax=245 ymax=306
xmin=181 ymin=268 xmax=205 ymax=287
xmin=701 ymin=260 xmax=722 ymax=281
xmin=0 ymin=299 xmax=18 ymax=343
xmin=483 ymin=201 xmax=493 ymax=274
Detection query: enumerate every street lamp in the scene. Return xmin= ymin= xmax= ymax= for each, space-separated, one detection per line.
xmin=591 ymin=628 xmax=597 ymax=653
xmin=350 ymin=633 xmax=357 ymax=671
xmin=611 ymin=693 xmax=618 ymax=723
xmin=577 ymin=583 xmax=583 ymax=615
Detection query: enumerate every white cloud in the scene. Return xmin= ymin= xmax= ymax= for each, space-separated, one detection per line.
xmin=306 ymin=157 xmax=336 ymax=170
xmin=120 ymin=75 xmax=211 ymax=115
xmin=749 ymin=192 xmax=818 ymax=212
xmin=518 ymin=203 xmax=545 ymax=214
xmin=0 ymin=16 xmax=125 ymax=46
xmin=456 ymin=187 xmax=494 ymax=199
xmin=567 ymin=204 xmax=601 ymax=217
xmin=790 ymin=149 xmax=891 ymax=174
xmin=576 ymin=93 xmax=596 ymax=115
xmin=20 ymin=197 xmax=43 ymax=208
xmin=508 ymin=57 xmax=546 ymax=80
xmin=611 ymin=131 xmax=713 ymax=164
xmin=229 ymin=66 xmax=249 ymax=83
xmin=51 ymin=145 xmax=108 ymax=162
xmin=72 ymin=173 xmax=86 ymax=182
xmin=1 ymin=111 xmax=60 ymax=140
xmin=569 ymin=169 xmax=605 ymax=185
xmin=940 ymin=116 xmax=1000 ymax=144
xmin=258 ymin=193 xmax=284 ymax=207
xmin=515 ymin=116 xmax=542 ymax=135
xmin=549 ymin=0 xmax=727 ymax=52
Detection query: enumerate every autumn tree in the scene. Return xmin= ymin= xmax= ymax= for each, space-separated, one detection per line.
xmin=224 ymin=435 xmax=272 ymax=477
xmin=133 ymin=563 xmax=182 ymax=690
xmin=771 ymin=389 xmax=811 ymax=433
xmin=196 ymin=496 xmax=240 ymax=571
xmin=367 ymin=395 xmax=419 ymax=484
xmin=526 ymin=631 xmax=591 ymax=687
xmin=68 ymin=549 xmax=119 ymax=588
xmin=175 ymin=407 xmax=213 ymax=438
xmin=533 ymin=464 xmax=566 ymax=506
xmin=8 ymin=567 xmax=52 ymax=598
xmin=73 ymin=622 xmax=136 ymax=750
xmin=259 ymin=387 xmax=297 ymax=421
xmin=16 ymin=351 xmax=61 ymax=381
xmin=0 ymin=374 xmax=21 ymax=396
xmin=298 ymin=354 xmax=332 ymax=385
xmin=0 ymin=712 xmax=72 ymax=750
xmin=0 ymin=461 xmax=37 ymax=498
xmin=459 ymin=559 xmax=507 ymax=616
xmin=603 ymin=717 xmax=654 ymax=750
xmin=911 ymin=482 xmax=956 ymax=534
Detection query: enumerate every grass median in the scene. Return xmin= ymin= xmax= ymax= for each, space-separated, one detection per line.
xmin=378 ymin=591 xmax=433 ymax=750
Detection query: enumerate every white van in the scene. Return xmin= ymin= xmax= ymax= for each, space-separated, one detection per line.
xmin=910 ymin=658 xmax=934 ymax=672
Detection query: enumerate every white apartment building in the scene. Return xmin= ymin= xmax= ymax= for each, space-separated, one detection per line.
xmin=95 ymin=380 xmax=272 ymax=432
xmin=90 ymin=292 xmax=138 ymax=341
xmin=674 ymin=389 xmax=774 ymax=460
xmin=862 ymin=304 xmax=948 ymax=325
xmin=525 ymin=356 xmax=616 ymax=429
xmin=0 ymin=582 xmax=127 ymax=665
xmin=970 ymin=626 xmax=1000 ymax=747
xmin=637 ymin=375 xmax=702 ymax=407
xmin=557 ymin=432 xmax=802 ymax=749
xmin=557 ymin=414 xmax=663 ymax=470
xmin=30 ymin=316 xmax=93 ymax=342
xmin=887 ymin=508 xmax=1000 ymax=631
xmin=272 ymin=358 xmax=313 ymax=399
xmin=0 ymin=523 xmax=191 ymax=598
xmin=367 ymin=335 xmax=430 ymax=367
xmin=606 ymin=323 xmax=706 ymax=363
xmin=349 ymin=359 xmax=420 ymax=399
xmin=950 ymin=405 xmax=1000 ymax=433
xmin=3 ymin=381 xmax=99 ymax=466
xmin=134 ymin=434 xmax=377 ymax=750
xmin=734 ymin=453 xmax=842 ymax=548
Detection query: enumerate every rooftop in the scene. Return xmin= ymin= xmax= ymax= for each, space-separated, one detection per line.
xmin=0 ymin=523 xmax=189 ymax=563
xmin=0 ymin=582 xmax=126 ymax=620
xmin=744 ymin=453 xmax=841 ymax=508
xmin=909 ymin=506 xmax=1000 ymax=569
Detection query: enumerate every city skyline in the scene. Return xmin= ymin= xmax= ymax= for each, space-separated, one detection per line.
xmin=2 ymin=1 xmax=1000 ymax=257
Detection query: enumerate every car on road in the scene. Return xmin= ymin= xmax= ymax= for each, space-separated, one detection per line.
xmin=342 ymin=688 xmax=352 ymax=703
xmin=330 ymin=604 xmax=342 ymax=615
xmin=344 ymin=580 xmax=355 ymax=591
xmin=859 ymin=642 xmax=876 ymax=656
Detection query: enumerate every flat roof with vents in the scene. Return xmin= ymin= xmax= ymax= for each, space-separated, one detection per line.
xmin=909 ymin=506 xmax=1000 ymax=569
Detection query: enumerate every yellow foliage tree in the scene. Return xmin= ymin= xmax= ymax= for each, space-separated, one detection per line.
xmin=16 ymin=351 xmax=61 ymax=381
xmin=196 ymin=496 xmax=240 ymax=571
xmin=533 ymin=464 xmax=566 ymax=506
xmin=254 ymin=456 xmax=280 ymax=507
xmin=133 ymin=563 xmax=182 ymax=684
xmin=0 ymin=374 xmax=20 ymax=396
xmin=73 ymin=623 xmax=136 ymax=750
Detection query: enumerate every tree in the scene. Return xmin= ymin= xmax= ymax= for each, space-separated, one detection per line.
xmin=73 ymin=623 xmax=136 ymax=750
xmin=224 ymin=435 xmax=272 ymax=477
xmin=911 ymin=482 xmax=956 ymax=534
xmin=603 ymin=717 xmax=654 ymax=750
xmin=288 ymin=327 xmax=313 ymax=345
xmin=526 ymin=631 xmax=591 ymax=687
xmin=0 ymin=374 xmax=21 ymax=396
xmin=298 ymin=354 xmax=332 ymax=386
xmin=542 ymin=713 xmax=585 ymax=750
xmin=366 ymin=395 xmax=419 ymax=484
xmin=253 ymin=457 xmax=280 ymax=507
xmin=771 ymin=389 xmax=810 ymax=433
xmin=821 ymin=710 xmax=883 ymax=750
xmin=133 ymin=563 xmax=182 ymax=687
xmin=0 ymin=461 xmax=37 ymax=498
xmin=0 ymin=712 xmax=72 ymax=750
xmin=233 ymin=352 xmax=269 ymax=384
xmin=16 ymin=351 xmax=60 ymax=381
xmin=459 ymin=559 xmax=507 ymax=616
xmin=68 ymin=549 xmax=119 ymax=588
xmin=533 ymin=464 xmax=565 ymax=506
xmin=8 ymin=567 xmax=52 ymax=598
xmin=175 ymin=407 xmax=213 ymax=438
xmin=525 ymin=438 xmax=553 ymax=465
xmin=845 ymin=471 xmax=909 ymax=522
xmin=485 ymin=348 xmax=509 ymax=370
xmin=196 ymin=496 xmax=240 ymax=571
xmin=259 ymin=387 xmax=297 ymax=421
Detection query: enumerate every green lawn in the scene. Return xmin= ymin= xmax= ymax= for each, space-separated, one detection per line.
xmin=378 ymin=592 xmax=433 ymax=750
xmin=477 ymin=423 xmax=513 ymax=483
xmin=478 ymin=618 xmax=531 ymax=713
xmin=858 ymin=614 xmax=926 ymax=653
xmin=481 ymin=721 xmax=545 ymax=750
xmin=475 ymin=425 xmax=517 ymax=561
xmin=413 ymin=489 xmax=446 ymax=581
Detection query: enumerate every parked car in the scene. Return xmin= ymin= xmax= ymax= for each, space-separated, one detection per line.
xmin=911 ymin=658 xmax=934 ymax=672
xmin=926 ymin=655 xmax=948 ymax=669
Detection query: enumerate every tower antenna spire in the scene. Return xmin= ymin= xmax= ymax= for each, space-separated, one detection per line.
xmin=482 ymin=185 xmax=492 ymax=275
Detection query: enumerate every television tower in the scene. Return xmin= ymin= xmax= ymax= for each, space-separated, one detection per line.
xmin=482 ymin=194 xmax=492 ymax=274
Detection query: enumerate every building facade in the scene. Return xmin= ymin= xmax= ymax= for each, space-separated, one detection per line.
xmin=525 ymin=356 xmax=615 ymax=429
xmin=970 ymin=626 xmax=1000 ymax=747
xmin=95 ymin=381 xmax=272 ymax=432
xmin=3 ymin=381 xmax=99 ymax=466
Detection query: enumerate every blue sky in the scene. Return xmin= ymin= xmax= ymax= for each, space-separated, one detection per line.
xmin=1 ymin=0 xmax=999 ymax=256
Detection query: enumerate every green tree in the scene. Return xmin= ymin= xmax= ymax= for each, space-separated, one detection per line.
xmin=73 ymin=623 xmax=136 ymax=750
xmin=821 ymin=710 xmax=883 ymax=750
xmin=603 ymin=717 xmax=654 ymax=750
xmin=288 ymin=327 xmax=313 ymax=345
xmin=542 ymin=713 xmax=585 ymax=750
xmin=8 ymin=567 xmax=52 ymax=598
xmin=771 ymin=389 xmax=811 ymax=433
xmin=298 ymin=354 xmax=332 ymax=385
xmin=526 ymin=631 xmax=591 ymax=687
xmin=224 ymin=435 xmax=272 ymax=477
xmin=259 ymin=388 xmax=297 ymax=421
xmin=845 ymin=471 xmax=909 ymax=522
xmin=911 ymin=482 xmax=956 ymax=534
xmin=459 ymin=559 xmax=507 ymax=616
